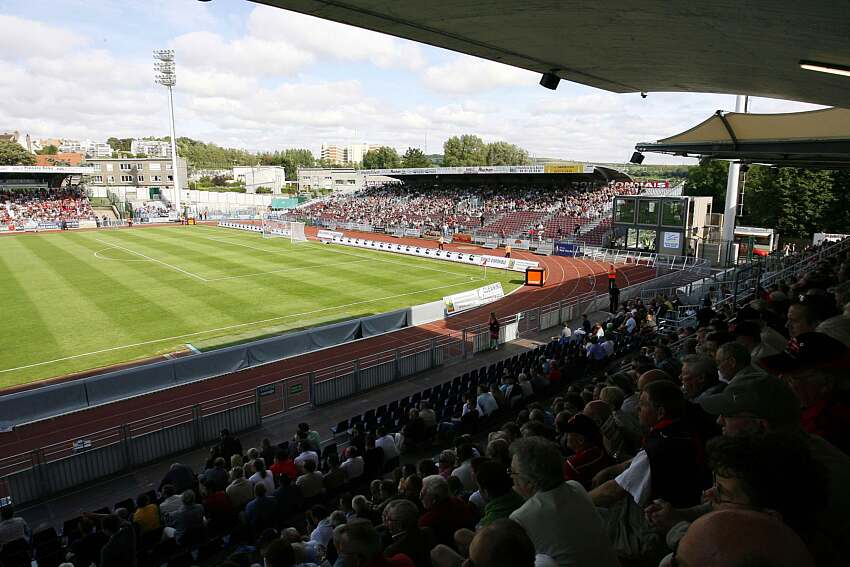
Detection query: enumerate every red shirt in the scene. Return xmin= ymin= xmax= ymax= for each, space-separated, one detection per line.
xmin=270 ymin=459 xmax=298 ymax=481
xmin=563 ymin=445 xmax=613 ymax=491
xmin=801 ymin=399 xmax=850 ymax=455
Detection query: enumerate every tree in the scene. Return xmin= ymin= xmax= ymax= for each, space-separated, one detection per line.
xmin=0 ymin=140 xmax=36 ymax=165
xmin=255 ymin=186 xmax=272 ymax=194
xmin=36 ymin=145 xmax=58 ymax=155
xmin=684 ymin=160 xmax=729 ymax=210
xmin=742 ymin=166 xmax=834 ymax=238
xmin=485 ymin=141 xmax=530 ymax=166
xmin=107 ymin=137 xmax=132 ymax=152
xmin=362 ymin=146 xmax=401 ymax=169
xmin=443 ymin=135 xmax=487 ymax=166
xmin=401 ymin=147 xmax=431 ymax=168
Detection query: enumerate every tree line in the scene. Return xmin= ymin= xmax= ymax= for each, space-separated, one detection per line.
xmin=685 ymin=160 xmax=850 ymax=237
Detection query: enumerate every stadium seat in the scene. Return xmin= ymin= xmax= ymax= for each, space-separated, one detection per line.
xmin=330 ymin=419 xmax=349 ymax=439
xmin=31 ymin=527 xmax=58 ymax=547
xmin=114 ymin=497 xmax=136 ymax=514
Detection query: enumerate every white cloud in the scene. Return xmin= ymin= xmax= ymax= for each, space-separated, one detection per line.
xmin=0 ymin=15 xmax=88 ymax=59
xmin=422 ymin=57 xmax=537 ymax=94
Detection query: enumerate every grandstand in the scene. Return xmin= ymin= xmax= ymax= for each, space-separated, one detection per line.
xmin=0 ymin=166 xmax=96 ymax=231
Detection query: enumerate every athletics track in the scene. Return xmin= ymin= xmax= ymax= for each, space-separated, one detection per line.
xmin=0 ymin=225 xmax=657 ymax=461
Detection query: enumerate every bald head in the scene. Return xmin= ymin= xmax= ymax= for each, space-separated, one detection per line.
xmin=582 ymin=400 xmax=612 ymax=427
xmin=676 ymin=510 xmax=814 ymax=567
xmin=638 ymin=369 xmax=674 ymax=391
xmin=468 ymin=519 xmax=535 ymax=567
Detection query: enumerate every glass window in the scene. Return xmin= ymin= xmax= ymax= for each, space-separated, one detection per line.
xmin=611 ymin=226 xmax=629 ymax=248
xmin=662 ymin=200 xmax=686 ymax=226
xmin=638 ymin=199 xmax=660 ymax=225
xmin=627 ymin=228 xmax=638 ymax=249
xmin=614 ymin=198 xmax=636 ymax=223
xmin=637 ymin=229 xmax=657 ymax=251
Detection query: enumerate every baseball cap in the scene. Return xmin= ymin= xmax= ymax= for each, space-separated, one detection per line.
xmin=563 ymin=413 xmax=602 ymax=442
xmin=699 ymin=376 xmax=800 ymax=422
xmin=759 ymin=332 xmax=850 ymax=374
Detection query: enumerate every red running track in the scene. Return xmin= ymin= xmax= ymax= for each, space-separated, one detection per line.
xmin=0 ymin=227 xmax=656 ymax=461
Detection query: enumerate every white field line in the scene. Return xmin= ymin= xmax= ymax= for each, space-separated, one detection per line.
xmin=0 ymin=279 xmax=475 ymax=375
xmin=93 ymin=248 xmax=147 ymax=262
xmin=202 ymin=232 xmax=487 ymax=280
xmin=94 ymin=238 xmax=209 ymax=282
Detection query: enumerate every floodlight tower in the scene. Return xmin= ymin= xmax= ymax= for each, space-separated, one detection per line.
xmin=153 ymin=49 xmax=182 ymax=216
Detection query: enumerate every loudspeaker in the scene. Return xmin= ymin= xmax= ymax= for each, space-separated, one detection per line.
xmin=630 ymin=151 xmax=645 ymax=164
xmin=539 ymin=73 xmax=560 ymax=90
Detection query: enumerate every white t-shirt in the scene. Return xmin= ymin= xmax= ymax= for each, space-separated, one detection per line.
xmin=249 ymin=471 xmax=276 ymax=494
xmin=376 ymin=435 xmax=400 ymax=461
xmin=614 ymin=450 xmax=652 ymax=507
xmin=294 ymin=450 xmax=319 ymax=470
xmin=340 ymin=456 xmax=365 ymax=480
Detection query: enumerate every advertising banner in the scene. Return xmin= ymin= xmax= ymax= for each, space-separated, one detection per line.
xmin=479 ymin=255 xmax=539 ymax=272
xmin=544 ymin=164 xmax=585 ymax=174
xmin=444 ymin=282 xmax=504 ymax=315
xmin=318 ymin=229 xmax=343 ymax=241
xmin=554 ymin=240 xmax=581 ymax=257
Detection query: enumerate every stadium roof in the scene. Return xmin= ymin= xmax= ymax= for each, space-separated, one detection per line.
xmin=250 ymin=1 xmax=850 ymax=109
xmin=635 ymin=107 xmax=850 ymax=168
xmin=361 ymin=164 xmax=631 ymax=184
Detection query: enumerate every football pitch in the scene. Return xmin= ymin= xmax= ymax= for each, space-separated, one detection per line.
xmin=0 ymin=226 xmax=523 ymax=389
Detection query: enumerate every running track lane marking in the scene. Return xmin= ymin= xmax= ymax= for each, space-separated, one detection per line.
xmin=0 ymin=279 xmax=478 ymax=375
xmin=94 ymin=237 xmax=209 ymax=282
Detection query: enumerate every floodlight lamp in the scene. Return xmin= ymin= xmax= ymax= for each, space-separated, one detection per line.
xmin=799 ymin=59 xmax=850 ymax=78
xmin=629 ymin=151 xmax=645 ymax=165
xmin=539 ymin=72 xmax=560 ymax=90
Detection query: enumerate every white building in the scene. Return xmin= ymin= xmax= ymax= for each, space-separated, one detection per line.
xmin=298 ymin=167 xmax=362 ymax=193
xmin=319 ymin=142 xmax=383 ymax=164
xmin=130 ymin=139 xmax=172 ymax=158
xmin=232 ymin=165 xmax=286 ymax=194
xmin=57 ymin=139 xmax=113 ymax=158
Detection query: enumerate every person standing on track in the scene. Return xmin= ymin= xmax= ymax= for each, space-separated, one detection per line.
xmin=607 ymin=263 xmax=617 ymax=290
xmin=608 ymin=283 xmax=620 ymax=314
xmin=489 ymin=312 xmax=500 ymax=351
xmin=505 ymin=244 xmax=512 ymax=259
xmin=438 ymin=235 xmax=445 ymax=251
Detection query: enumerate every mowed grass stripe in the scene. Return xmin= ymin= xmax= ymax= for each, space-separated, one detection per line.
xmin=0 ymin=226 xmax=521 ymax=387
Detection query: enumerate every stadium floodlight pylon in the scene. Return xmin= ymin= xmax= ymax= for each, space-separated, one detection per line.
xmin=261 ymin=214 xmax=307 ymax=243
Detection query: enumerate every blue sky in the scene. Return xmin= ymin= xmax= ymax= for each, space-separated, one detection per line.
xmin=0 ymin=0 xmax=823 ymax=163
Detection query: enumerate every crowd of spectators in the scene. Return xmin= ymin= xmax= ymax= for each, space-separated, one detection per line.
xmin=133 ymin=202 xmax=170 ymax=220
xmin=1 ymin=240 xmax=848 ymax=567
xmin=0 ymin=188 xmax=96 ymax=228
xmin=300 ymin=182 xmax=641 ymax=237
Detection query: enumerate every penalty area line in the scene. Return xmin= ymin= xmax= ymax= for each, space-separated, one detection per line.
xmin=94 ymin=238 xmax=209 ymax=282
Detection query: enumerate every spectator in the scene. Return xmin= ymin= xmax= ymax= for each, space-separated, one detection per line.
xmin=226 ymin=466 xmax=254 ymax=511
xmin=158 ymin=484 xmax=183 ymax=525
xmin=450 ymin=444 xmax=477 ymax=493
xmin=732 ymin=319 xmax=780 ymax=362
xmin=67 ymin=517 xmax=108 ymax=567
xmin=341 ymin=446 xmax=366 ymax=482
xmin=562 ymin=413 xmax=613 ymax=491
xmin=418 ymin=475 xmax=476 ymax=549
xmin=401 ymin=409 xmax=426 ymax=450
xmin=99 ymin=514 xmax=136 ymax=567
xmin=364 ymin=434 xmax=385 ymax=480
xmin=158 ymin=462 xmax=194 ymax=493
xmin=296 ymin=458 xmax=325 ymax=500
xmin=509 ymin=437 xmax=618 ymax=566
xmin=217 ymin=429 xmax=243 ymax=463
xmin=270 ymin=449 xmax=298 ymax=482
xmin=476 ymin=384 xmax=499 ymax=416
xmin=263 ymin=538 xmax=296 ymax=567
xmin=132 ymin=493 xmax=160 ymax=535
xmin=673 ymin=510 xmax=814 ymax=567
xmin=274 ymin=474 xmax=304 ymax=520
xmin=335 ymin=519 xmax=414 ymax=567
xmin=489 ymin=383 xmax=507 ymax=410
xmin=295 ymin=422 xmax=322 ymax=453
xmin=591 ymin=381 xmax=708 ymax=509
xmin=654 ymin=345 xmax=681 ymax=378
xmin=0 ymin=505 xmax=29 ymax=546
xmin=249 ymin=458 xmax=276 ymax=494
xmin=698 ymin=375 xmax=850 ymax=556
xmin=169 ymin=490 xmax=204 ymax=545
xmin=383 ymin=499 xmax=436 ymax=567
xmin=204 ymin=457 xmax=229 ymax=492
xmin=759 ymin=332 xmax=850 ymax=454
xmin=418 ymin=402 xmax=437 ymax=433
xmin=679 ymin=354 xmax=724 ymax=401
xmin=467 ymin=519 xmax=538 ymax=567
xmin=715 ymin=341 xmax=766 ymax=384
xmin=470 ymin=460 xmax=523 ymax=527
xmin=293 ymin=442 xmax=319 ymax=472
xmin=376 ymin=426 xmax=400 ymax=463
xmin=323 ymin=453 xmax=346 ymax=493
xmin=306 ymin=504 xmax=333 ymax=549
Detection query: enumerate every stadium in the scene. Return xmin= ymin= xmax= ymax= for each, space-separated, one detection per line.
xmin=0 ymin=2 xmax=849 ymax=567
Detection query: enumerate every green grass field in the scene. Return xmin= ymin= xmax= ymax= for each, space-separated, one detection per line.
xmin=0 ymin=226 xmax=522 ymax=388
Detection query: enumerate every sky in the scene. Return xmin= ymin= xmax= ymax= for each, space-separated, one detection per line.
xmin=0 ymin=0 xmax=826 ymax=164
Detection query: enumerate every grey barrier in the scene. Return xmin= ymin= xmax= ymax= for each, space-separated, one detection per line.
xmin=0 ymin=309 xmax=409 ymax=431
xmin=3 ymin=401 xmax=260 ymax=506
